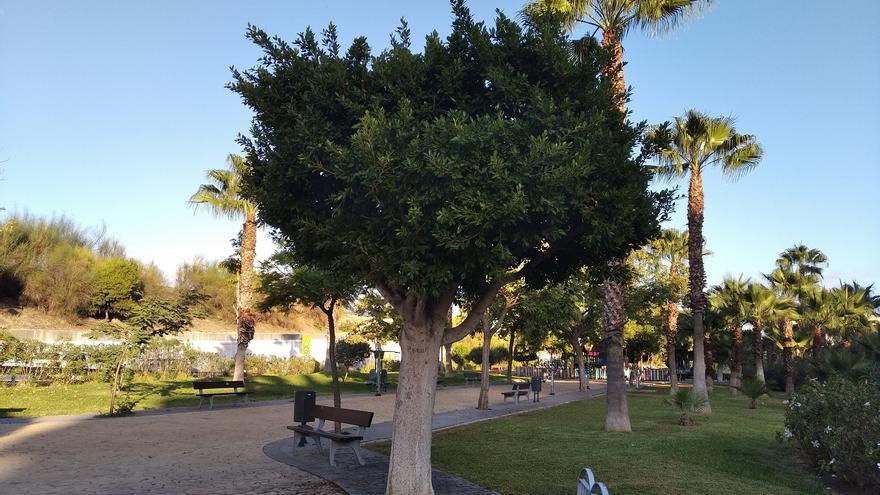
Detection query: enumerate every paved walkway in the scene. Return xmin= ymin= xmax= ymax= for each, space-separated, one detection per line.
xmin=0 ymin=380 xmax=603 ymax=494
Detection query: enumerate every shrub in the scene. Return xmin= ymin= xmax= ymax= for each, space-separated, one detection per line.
xmin=244 ymin=354 xmax=317 ymax=376
xmin=738 ymin=377 xmax=768 ymax=409
xmin=665 ymin=390 xmax=708 ymax=425
xmin=765 ymin=358 xmax=810 ymax=392
xmin=467 ymin=345 xmax=509 ymax=366
xmin=784 ymin=376 xmax=880 ymax=488
xmin=451 ymin=343 xmax=470 ymax=368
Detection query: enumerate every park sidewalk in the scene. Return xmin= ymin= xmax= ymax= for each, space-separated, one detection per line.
xmin=0 ymin=380 xmax=604 ymax=495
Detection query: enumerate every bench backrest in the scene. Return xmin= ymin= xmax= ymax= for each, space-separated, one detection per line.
xmin=464 ymin=371 xmax=479 ymax=377
xmin=193 ymin=380 xmax=245 ymax=390
xmin=313 ymin=404 xmax=374 ymax=427
xmin=513 ymin=382 xmax=530 ymax=391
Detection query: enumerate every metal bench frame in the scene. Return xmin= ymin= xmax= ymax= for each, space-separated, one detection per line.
xmin=500 ymin=381 xmax=531 ymax=403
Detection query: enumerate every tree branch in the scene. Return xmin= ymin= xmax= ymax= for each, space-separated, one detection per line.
xmin=443 ymin=278 xmax=504 ymax=345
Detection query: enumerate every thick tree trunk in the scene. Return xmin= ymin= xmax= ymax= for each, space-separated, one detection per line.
xmin=601 ymin=30 xmax=626 ymax=113
xmin=753 ymin=322 xmax=765 ymax=383
xmin=386 ymin=309 xmax=445 ymax=495
xmin=233 ymin=212 xmax=257 ymax=382
xmin=687 ymin=169 xmax=710 ymax=411
xmin=782 ymin=317 xmax=795 ymax=397
xmin=704 ymin=332 xmax=716 ymax=393
xmin=731 ymin=325 xmax=743 ymax=395
xmin=506 ymin=330 xmax=515 ymax=383
xmin=811 ymin=327 xmax=825 ymax=360
xmin=666 ymin=300 xmax=679 ymax=394
xmin=478 ymin=321 xmax=493 ymax=410
xmin=602 ymin=280 xmax=630 ymax=432
xmin=571 ymin=334 xmax=588 ymax=392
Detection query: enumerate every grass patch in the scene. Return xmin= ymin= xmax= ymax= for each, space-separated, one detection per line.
xmin=0 ymin=371 xmax=381 ymax=417
xmin=370 ymin=387 xmax=824 ymax=495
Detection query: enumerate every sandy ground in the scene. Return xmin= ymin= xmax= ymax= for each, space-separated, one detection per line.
xmin=0 ymin=380 xmax=595 ymax=494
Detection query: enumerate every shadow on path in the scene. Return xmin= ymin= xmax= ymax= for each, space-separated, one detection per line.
xmin=263 ymin=436 xmax=496 ymax=495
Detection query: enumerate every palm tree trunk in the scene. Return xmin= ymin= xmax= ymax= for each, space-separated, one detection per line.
xmin=233 ymin=211 xmax=258 ymax=382
xmin=704 ymin=332 xmax=716 ymax=393
xmin=782 ymin=317 xmax=795 ymax=397
xmin=601 ymin=30 xmax=626 ymax=113
xmin=687 ymin=169 xmax=710 ymax=411
xmin=811 ymin=327 xmax=825 ymax=360
xmin=730 ymin=324 xmax=743 ymax=395
xmin=603 ymin=280 xmax=630 ymax=432
xmin=753 ymin=321 xmax=765 ymax=383
xmin=666 ymin=300 xmax=679 ymax=394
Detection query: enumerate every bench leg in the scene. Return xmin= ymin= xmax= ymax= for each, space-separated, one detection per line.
xmin=198 ymin=397 xmax=204 ymax=409
xmin=328 ymin=441 xmax=338 ymax=467
xmin=208 ymin=396 xmax=214 ymax=409
xmin=352 ymin=441 xmax=366 ymax=466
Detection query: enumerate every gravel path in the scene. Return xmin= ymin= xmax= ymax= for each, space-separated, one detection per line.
xmin=0 ymin=380 xmax=602 ymax=494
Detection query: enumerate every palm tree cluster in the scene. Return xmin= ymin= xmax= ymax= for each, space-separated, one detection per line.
xmin=710 ymin=245 xmax=879 ymax=398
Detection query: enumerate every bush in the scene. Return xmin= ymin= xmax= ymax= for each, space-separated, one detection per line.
xmin=467 ymin=345 xmax=509 ymax=366
xmin=739 ymin=377 xmax=768 ymax=409
xmin=783 ymin=376 xmax=880 ymax=488
xmin=765 ymin=358 xmax=810 ymax=392
xmin=244 ymin=354 xmax=318 ymax=376
xmin=451 ymin=343 xmax=470 ymax=368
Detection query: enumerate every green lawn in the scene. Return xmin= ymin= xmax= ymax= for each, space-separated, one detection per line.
xmin=0 ymin=372 xmax=380 ymax=418
xmin=371 ymin=386 xmax=825 ymax=495
xmin=0 ymin=370 xmax=509 ymax=418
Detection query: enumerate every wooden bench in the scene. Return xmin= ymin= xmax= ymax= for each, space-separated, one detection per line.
xmin=193 ymin=380 xmax=248 ymax=409
xmin=287 ymin=404 xmax=374 ymax=466
xmin=463 ymin=371 xmax=480 ymax=385
xmin=501 ymin=381 xmax=531 ymax=403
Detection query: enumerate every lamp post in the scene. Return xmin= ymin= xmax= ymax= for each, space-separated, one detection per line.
xmin=371 ymin=344 xmax=385 ymax=396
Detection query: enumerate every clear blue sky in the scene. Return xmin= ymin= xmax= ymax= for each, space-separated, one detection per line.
xmin=1 ymin=1 xmax=878 ymax=288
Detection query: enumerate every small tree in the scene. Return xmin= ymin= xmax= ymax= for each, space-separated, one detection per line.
xmin=738 ymin=377 xmax=768 ymax=409
xmin=91 ymin=257 xmax=144 ymax=320
xmin=666 ymin=389 xmax=708 ymax=425
xmin=88 ymin=292 xmax=200 ymax=415
xmin=336 ymin=338 xmax=371 ymax=381
xmin=260 ymin=249 xmax=361 ymax=413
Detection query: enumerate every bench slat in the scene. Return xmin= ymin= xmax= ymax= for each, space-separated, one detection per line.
xmin=312 ymin=404 xmax=374 ymax=427
xmin=193 ymin=380 xmax=245 ymax=390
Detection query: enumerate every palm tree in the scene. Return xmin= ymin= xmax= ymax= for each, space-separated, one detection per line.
xmin=765 ymin=245 xmax=825 ymax=396
xmin=801 ymin=287 xmax=839 ymax=359
xmin=646 ymin=228 xmax=688 ymax=394
xmin=524 ymin=0 xmax=710 ymax=431
xmin=190 ymin=154 xmax=258 ymax=381
xmin=645 ymin=111 xmax=763 ymax=410
xmin=741 ymin=283 xmax=795 ymax=383
xmin=833 ymin=282 xmax=880 ymax=344
xmin=710 ymin=276 xmax=749 ymax=394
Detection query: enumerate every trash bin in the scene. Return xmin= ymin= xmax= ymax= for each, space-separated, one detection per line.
xmin=293 ymin=390 xmax=316 ymax=423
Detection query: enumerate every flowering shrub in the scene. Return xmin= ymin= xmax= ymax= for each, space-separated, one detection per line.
xmin=784 ymin=376 xmax=880 ymax=488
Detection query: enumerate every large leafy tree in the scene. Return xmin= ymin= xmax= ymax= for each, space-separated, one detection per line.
xmin=90 ymin=257 xmax=144 ymax=320
xmin=524 ymin=0 xmax=708 ymax=430
xmin=645 ymin=110 xmax=763 ymax=410
xmin=189 ymin=154 xmax=258 ymax=381
xmin=229 ymin=5 xmax=665 ymax=492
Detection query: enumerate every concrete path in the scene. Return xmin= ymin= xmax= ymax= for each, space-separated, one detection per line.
xmin=0 ymin=380 xmax=603 ymax=494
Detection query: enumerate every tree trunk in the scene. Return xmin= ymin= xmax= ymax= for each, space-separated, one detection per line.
xmin=753 ymin=322 xmax=765 ymax=383
xmin=444 ymin=342 xmax=454 ymax=377
xmin=506 ymin=330 xmax=515 ymax=383
xmin=601 ymin=30 xmax=626 ymax=113
xmin=704 ymin=332 xmax=716 ymax=394
xmin=666 ymin=300 xmax=679 ymax=394
xmin=385 ymin=307 xmax=445 ymax=495
xmin=811 ymin=327 xmax=825 ymax=360
xmin=730 ymin=325 xmax=743 ymax=395
xmin=571 ymin=333 xmax=588 ymax=392
xmin=477 ymin=320 xmax=493 ymax=410
xmin=782 ymin=317 xmax=795 ymax=397
xmin=233 ymin=211 xmax=258 ymax=382
xmin=323 ymin=301 xmax=342 ymax=431
xmin=602 ymin=280 xmax=630 ymax=432
xmin=687 ymin=169 xmax=710 ymax=412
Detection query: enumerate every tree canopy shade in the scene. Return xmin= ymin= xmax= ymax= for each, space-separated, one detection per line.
xmin=230 ymin=3 xmax=667 ymax=492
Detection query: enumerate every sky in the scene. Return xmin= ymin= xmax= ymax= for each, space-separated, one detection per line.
xmin=1 ymin=0 xmax=878 ymax=289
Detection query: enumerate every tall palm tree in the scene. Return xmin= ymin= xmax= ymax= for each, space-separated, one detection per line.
xmin=710 ymin=276 xmax=748 ymax=394
xmin=833 ymin=282 xmax=880 ymax=343
xmin=190 ymin=154 xmax=258 ymax=381
xmin=741 ymin=283 xmax=795 ymax=384
xmin=645 ymin=111 xmax=762 ymax=410
xmin=765 ymin=245 xmax=825 ymax=396
xmin=646 ymin=228 xmax=688 ymax=394
xmin=524 ymin=0 xmax=710 ymax=430
xmin=801 ymin=287 xmax=839 ymax=359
